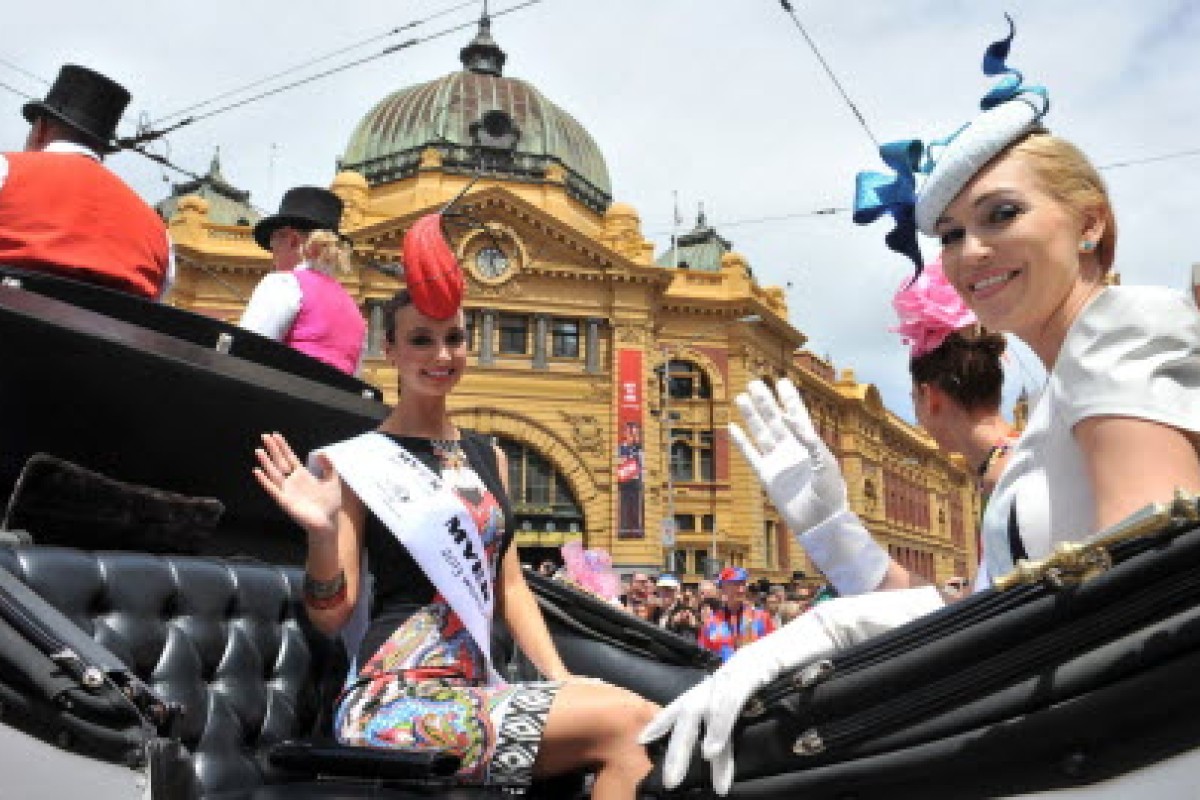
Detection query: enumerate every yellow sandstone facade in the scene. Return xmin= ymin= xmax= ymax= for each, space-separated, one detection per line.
xmin=163 ymin=17 xmax=980 ymax=589
xmin=165 ymin=168 xmax=979 ymax=587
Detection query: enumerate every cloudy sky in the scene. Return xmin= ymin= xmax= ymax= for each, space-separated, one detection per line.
xmin=3 ymin=0 xmax=1197 ymax=421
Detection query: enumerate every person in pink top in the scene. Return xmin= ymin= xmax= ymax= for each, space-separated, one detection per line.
xmin=240 ymin=186 xmax=367 ymax=375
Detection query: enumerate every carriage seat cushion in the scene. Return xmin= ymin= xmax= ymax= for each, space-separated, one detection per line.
xmin=0 ymin=545 xmax=585 ymax=799
xmin=0 ymin=545 xmax=330 ymax=798
xmin=2 ymin=454 xmax=223 ymax=554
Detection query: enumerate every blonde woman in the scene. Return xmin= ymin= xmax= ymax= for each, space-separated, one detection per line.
xmin=241 ymin=186 xmax=366 ymax=375
xmin=643 ymin=18 xmax=1200 ymax=794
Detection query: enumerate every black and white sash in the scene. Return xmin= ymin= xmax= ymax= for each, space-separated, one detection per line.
xmin=313 ymin=432 xmax=500 ymax=684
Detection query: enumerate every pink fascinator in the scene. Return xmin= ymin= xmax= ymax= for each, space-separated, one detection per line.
xmin=890 ymin=258 xmax=977 ymax=358
xmin=561 ymin=540 xmax=619 ymax=601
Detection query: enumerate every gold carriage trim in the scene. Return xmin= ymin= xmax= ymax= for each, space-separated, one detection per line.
xmin=994 ymin=490 xmax=1200 ymax=591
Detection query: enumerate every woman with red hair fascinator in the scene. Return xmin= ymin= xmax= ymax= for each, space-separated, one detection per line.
xmin=400 ymin=212 xmax=466 ymax=320
xmin=253 ymin=203 xmax=658 ymax=798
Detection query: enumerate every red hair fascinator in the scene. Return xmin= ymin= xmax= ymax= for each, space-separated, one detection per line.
xmin=402 ymin=213 xmax=465 ymax=320
xmin=890 ymin=258 xmax=977 ymax=359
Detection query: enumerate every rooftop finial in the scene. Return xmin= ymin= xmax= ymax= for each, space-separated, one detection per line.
xmin=696 ymin=202 xmax=707 ymax=229
xmin=206 ymin=146 xmax=232 ymax=187
xmin=460 ymin=5 xmax=507 ymax=76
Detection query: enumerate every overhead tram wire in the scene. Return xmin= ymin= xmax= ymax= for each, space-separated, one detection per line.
xmin=776 ymin=0 xmax=878 ymax=149
xmin=648 ymin=206 xmax=845 ymax=237
xmin=0 ymin=63 xmax=201 ymax=179
xmin=123 ymin=143 xmax=204 ymax=182
xmin=644 ymin=144 xmax=1200 ymax=237
xmin=1098 ymin=147 xmax=1200 ymax=171
xmin=0 ymin=77 xmax=35 ymax=101
xmin=122 ymin=0 xmax=547 ymax=149
xmin=1 ymin=3 xmax=545 ymax=214
xmin=0 ymin=56 xmax=48 ymax=88
xmin=151 ymin=0 xmax=478 ymax=125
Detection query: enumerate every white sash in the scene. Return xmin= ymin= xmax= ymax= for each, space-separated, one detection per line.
xmin=313 ymin=432 xmax=500 ymax=685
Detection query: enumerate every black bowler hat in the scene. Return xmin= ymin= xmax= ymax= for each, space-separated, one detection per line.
xmin=22 ymin=64 xmax=130 ymax=154
xmin=252 ymin=186 xmax=345 ymax=251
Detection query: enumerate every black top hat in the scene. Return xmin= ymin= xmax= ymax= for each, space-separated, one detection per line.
xmin=252 ymin=186 xmax=345 ymax=251
xmin=22 ymin=64 xmax=130 ymax=154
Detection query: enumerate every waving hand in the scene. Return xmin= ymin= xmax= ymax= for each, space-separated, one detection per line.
xmin=253 ymin=432 xmax=342 ymax=540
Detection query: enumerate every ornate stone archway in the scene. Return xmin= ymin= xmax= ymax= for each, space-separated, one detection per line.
xmin=451 ymin=406 xmax=605 ymax=538
xmin=653 ymin=346 xmax=729 ymax=400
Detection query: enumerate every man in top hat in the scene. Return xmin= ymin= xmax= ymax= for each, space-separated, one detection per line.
xmin=239 ymin=186 xmax=366 ymax=375
xmin=0 ymin=64 xmax=172 ymax=300
xmin=697 ymin=566 xmax=776 ymax=663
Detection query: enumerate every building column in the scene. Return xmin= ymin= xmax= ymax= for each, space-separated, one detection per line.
xmin=533 ymin=314 xmax=549 ymax=369
xmin=479 ymin=309 xmax=496 ymax=366
xmin=585 ymin=317 xmax=602 ymax=373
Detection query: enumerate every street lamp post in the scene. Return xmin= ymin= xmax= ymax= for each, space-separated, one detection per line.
xmin=712 ymin=530 xmax=727 ymax=579
xmin=659 ymin=313 xmax=762 ymax=578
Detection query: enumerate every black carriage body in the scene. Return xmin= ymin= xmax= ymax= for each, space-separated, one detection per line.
xmin=0 ymin=266 xmax=386 ymax=562
xmin=645 ymin=500 xmax=1200 ymax=798
xmin=0 ymin=545 xmax=711 ymax=799
xmin=3 ymin=264 xmax=1200 ymax=798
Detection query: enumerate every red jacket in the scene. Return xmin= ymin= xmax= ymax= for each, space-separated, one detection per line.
xmin=0 ymin=151 xmax=169 ymax=298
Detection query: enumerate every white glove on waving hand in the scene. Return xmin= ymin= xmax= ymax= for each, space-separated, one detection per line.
xmin=731 ymin=378 xmax=890 ymax=596
xmin=639 ymin=586 xmax=945 ymax=795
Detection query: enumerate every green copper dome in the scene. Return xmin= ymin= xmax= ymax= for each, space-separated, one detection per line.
xmin=340 ymin=17 xmax=612 ymax=212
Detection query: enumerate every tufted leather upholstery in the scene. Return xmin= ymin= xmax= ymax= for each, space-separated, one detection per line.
xmin=0 ymin=546 xmax=330 ymax=798
xmin=0 ymin=546 xmax=601 ymax=799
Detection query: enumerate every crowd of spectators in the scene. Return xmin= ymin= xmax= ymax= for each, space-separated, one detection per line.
xmin=612 ymin=567 xmax=830 ymax=658
xmin=530 ymin=556 xmax=839 ymax=660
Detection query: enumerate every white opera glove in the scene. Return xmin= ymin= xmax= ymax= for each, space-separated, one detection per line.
xmin=731 ymin=379 xmax=889 ymax=596
xmin=639 ymin=586 xmax=945 ymax=795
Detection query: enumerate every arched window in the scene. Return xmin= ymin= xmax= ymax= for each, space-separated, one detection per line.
xmin=660 ymin=358 xmax=717 ymax=484
xmin=665 ymin=359 xmax=712 ymax=400
xmin=494 ymin=436 xmax=585 ymax=562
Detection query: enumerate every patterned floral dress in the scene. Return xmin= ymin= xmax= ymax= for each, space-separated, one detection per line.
xmin=335 ymin=432 xmax=560 ymax=786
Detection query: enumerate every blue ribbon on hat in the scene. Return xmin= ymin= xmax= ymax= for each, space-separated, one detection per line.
xmin=853 ymin=14 xmax=1048 ymax=279
xmin=853 ymin=139 xmax=926 ymax=274
xmin=921 ymin=16 xmax=1047 ymax=178
xmin=980 ymin=14 xmax=1049 ymax=115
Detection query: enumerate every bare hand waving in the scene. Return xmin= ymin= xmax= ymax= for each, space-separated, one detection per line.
xmin=253 ymin=432 xmax=342 ymax=539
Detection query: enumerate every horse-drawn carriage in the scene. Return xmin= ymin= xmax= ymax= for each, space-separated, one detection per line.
xmin=1 ymin=268 xmax=1197 ymax=798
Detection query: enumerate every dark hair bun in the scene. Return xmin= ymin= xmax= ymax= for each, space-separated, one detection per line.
xmin=909 ymin=329 xmax=1005 ymax=411
xmin=974 ymin=330 xmax=1007 ymax=359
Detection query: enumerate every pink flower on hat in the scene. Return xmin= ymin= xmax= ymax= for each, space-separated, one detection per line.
xmin=890 ymin=258 xmax=977 ymax=358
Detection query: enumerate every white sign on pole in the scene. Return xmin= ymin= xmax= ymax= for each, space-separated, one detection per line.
xmin=660 ymin=518 xmax=677 ymax=547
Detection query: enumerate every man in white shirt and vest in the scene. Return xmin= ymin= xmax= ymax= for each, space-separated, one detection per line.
xmin=0 ymin=64 xmax=172 ymax=300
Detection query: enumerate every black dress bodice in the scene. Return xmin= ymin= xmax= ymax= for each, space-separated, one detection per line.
xmin=357 ymin=430 xmax=514 ymax=665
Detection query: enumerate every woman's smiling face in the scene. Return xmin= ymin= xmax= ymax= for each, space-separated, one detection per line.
xmin=936 ymin=150 xmax=1090 ymax=339
xmin=387 ymin=303 xmax=467 ymax=397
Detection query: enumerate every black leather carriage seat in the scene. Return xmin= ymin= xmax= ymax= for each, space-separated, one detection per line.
xmin=0 ymin=546 xmax=580 ymax=800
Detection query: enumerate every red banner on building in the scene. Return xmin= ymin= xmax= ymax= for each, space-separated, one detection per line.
xmin=616 ymin=349 xmax=645 ymax=539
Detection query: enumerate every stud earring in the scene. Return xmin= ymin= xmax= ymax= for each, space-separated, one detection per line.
xmin=1080 ymin=240 xmax=1096 ymax=253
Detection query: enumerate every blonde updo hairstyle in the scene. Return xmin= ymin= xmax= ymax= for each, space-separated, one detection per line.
xmin=303 ymin=229 xmax=352 ymax=275
xmin=1006 ymin=131 xmax=1118 ymax=271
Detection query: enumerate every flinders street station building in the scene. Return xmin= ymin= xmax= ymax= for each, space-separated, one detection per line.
xmin=160 ymin=17 xmax=984 ymax=588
